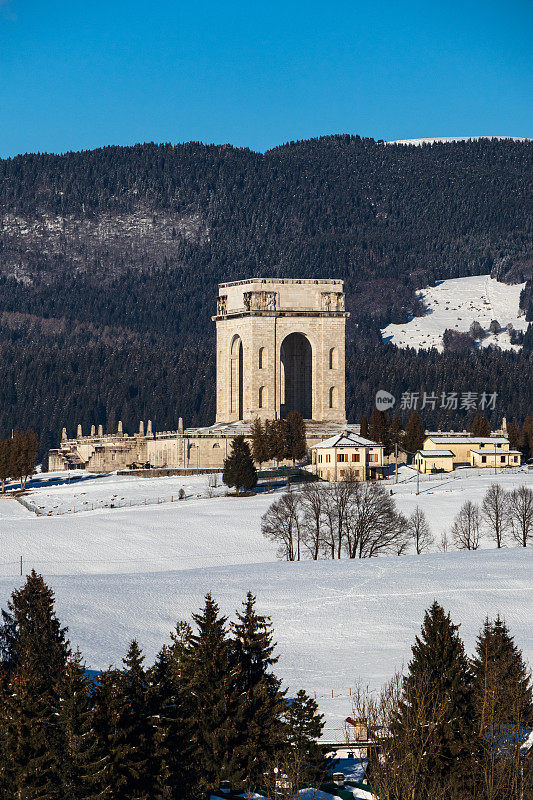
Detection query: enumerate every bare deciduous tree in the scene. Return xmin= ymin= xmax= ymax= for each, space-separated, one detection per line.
xmin=407 ymin=506 xmax=434 ymax=554
xmin=299 ymin=482 xmax=324 ymax=560
xmin=346 ymin=482 xmax=408 ymax=559
xmin=451 ymin=500 xmax=481 ymax=550
xmin=261 ymin=491 xmax=301 ymax=561
xmin=508 ymin=485 xmax=533 ymax=547
xmin=482 ymin=484 xmax=509 ymax=548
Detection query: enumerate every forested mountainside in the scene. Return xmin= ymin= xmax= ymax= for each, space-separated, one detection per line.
xmin=0 ymin=135 xmax=531 ymax=460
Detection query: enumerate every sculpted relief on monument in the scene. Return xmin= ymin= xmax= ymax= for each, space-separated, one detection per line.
xmin=321 ymin=291 xmax=345 ymax=311
xmin=243 ymin=291 xmax=278 ymax=311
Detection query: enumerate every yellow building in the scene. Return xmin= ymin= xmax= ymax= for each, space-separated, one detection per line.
xmin=414 ymin=449 xmax=455 ymax=473
xmin=311 ymin=431 xmax=384 ymax=481
xmin=413 ymin=433 xmax=521 ymax=471
xmin=470 ymin=448 xmax=521 ymax=468
xmin=422 ymin=434 xmax=512 ymax=467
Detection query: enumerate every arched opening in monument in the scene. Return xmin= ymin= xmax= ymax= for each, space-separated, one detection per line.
xmin=230 ymin=336 xmax=243 ymax=420
xmin=280 ymin=332 xmax=312 ymax=419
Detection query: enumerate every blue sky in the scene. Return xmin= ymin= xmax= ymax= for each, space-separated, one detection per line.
xmin=0 ymin=0 xmax=531 ymax=157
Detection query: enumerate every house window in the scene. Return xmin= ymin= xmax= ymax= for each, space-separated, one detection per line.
xmin=500 ymin=456 xmax=505 ymax=463
xmin=352 ymin=453 xmax=360 ymax=462
xmin=326 ymin=454 xmax=331 ymax=463
xmin=337 ymin=453 xmax=347 ymax=462
xmin=339 ymin=469 xmax=345 ymax=478
xmin=514 ymin=456 xmax=518 ymax=462
xmin=482 ymin=456 xmax=487 ymax=464
xmin=352 ymin=469 xmax=359 ymax=477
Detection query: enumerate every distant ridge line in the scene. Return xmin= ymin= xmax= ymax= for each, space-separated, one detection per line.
xmin=386 ymin=136 xmax=531 ymax=146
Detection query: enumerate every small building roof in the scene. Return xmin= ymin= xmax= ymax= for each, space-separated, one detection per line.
xmin=425 ymin=436 xmax=509 ymax=445
xmin=471 ymin=449 xmax=521 ymax=455
xmin=416 ymin=449 xmax=455 ymax=457
xmin=312 ymin=430 xmax=379 ymax=449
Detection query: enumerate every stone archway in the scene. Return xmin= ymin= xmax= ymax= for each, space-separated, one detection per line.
xmin=280 ymin=332 xmax=312 ymax=419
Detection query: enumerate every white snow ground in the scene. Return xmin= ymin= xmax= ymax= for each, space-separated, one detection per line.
xmin=0 ymin=466 xmax=532 ymax=734
xmin=381 ymin=275 xmax=527 ymax=352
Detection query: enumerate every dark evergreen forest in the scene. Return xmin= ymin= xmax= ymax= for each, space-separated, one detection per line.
xmin=0 ymin=136 xmax=531 ymax=461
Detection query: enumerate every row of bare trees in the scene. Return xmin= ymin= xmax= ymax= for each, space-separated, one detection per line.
xmin=261 ymin=478 xmax=410 ymax=561
xmin=261 ymin=478 xmax=533 ymax=561
xmin=451 ymin=483 xmax=533 ymax=550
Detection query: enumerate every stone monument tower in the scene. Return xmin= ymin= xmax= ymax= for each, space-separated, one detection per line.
xmin=213 ymin=278 xmax=348 ymax=424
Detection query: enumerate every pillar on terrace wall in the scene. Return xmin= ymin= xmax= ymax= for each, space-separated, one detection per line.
xmin=178 ymin=417 xmax=183 ymax=434
xmin=98 ymin=424 xmax=103 ymax=436
xmin=90 ymin=424 xmax=96 ymax=436
xmin=77 ymin=424 xmax=82 ymax=438
xmin=146 ymin=420 xmax=153 ymax=436
xmin=118 ymin=420 xmax=123 ymax=435
xmin=61 ymin=428 xmax=67 ymax=442
xmin=139 ymin=420 xmax=145 ymax=436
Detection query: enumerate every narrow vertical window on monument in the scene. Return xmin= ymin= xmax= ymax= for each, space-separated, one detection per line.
xmin=258 ymin=347 xmax=267 ymax=369
xmin=230 ymin=335 xmax=244 ymax=419
xmin=259 ymin=386 xmax=267 ymax=408
xmin=329 ymin=386 xmax=338 ymax=409
xmin=329 ymin=347 xmax=338 ymax=369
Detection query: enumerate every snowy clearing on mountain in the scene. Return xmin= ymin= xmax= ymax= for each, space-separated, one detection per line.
xmin=381 ymin=275 xmax=527 ymax=351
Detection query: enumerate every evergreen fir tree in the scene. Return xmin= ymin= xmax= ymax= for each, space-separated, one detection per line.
xmin=58 ymin=649 xmax=110 ymax=799
xmin=0 ymin=569 xmax=69 ymax=680
xmin=268 ymin=418 xmax=288 ymax=464
xmin=92 ymin=663 xmax=149 ymax=800
xmin=147 ymin=645 xmax=184 ymax=800
xmin=250 ymin=418 xmax=268 ymax=467
xmin=231 ymin=593 xmax=286 ymax=787
xmin=471 ymin=412 xmax=491 ymax=436
xmin=0 ymin=571 xmax=69 ymax=798
xmin=388 ymin=415 xmax=403 ymax=453
xmin=284 ymin=411 xmax=307 ymax=465
xmin=368 ymin=408 xmax=390 ymax=449
xmin=117 ymin=640 xmax=153 ymax=800
xmin=147 ymin=622 xmax=196 ymax=800
xmin=403 ymin=410 xmax=425 ymax=453
xmin=2 ymin=654 xmax=64 ymax=799
xmin=518 ymin=416 xmax=533 ymax=460
xmin=360 ymin=415 xmax=369 ymax=439
xmin=471 ymin=616 xmax=533 ymax=731
xmin=506 ymin=420 xmax=520 ymax=449
xmin=223 ymin=435 xmax=258 ymax=494
xmin=394 ymin=602 xmax=476 ymax=798
xmin=181 ymin=595 xmax=244 ymax=795
xmin=281 ymin=690 xmax=329 ymax=785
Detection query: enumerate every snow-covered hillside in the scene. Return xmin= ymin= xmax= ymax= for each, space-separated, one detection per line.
xmin=0 ymin=467 xmax=531 ymax=731
xmin=386 ymin=136 xmax=531 ymax=146
xmin=381 ymin=275 xmax=527 ymax=351
xmin=0 ymin=467 xmax=530 ymax=576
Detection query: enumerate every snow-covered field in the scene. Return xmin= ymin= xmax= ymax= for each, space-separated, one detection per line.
xmin=381 ymin=275 xmax=527 ymax=351
xmin=0 ymin=466 xmax=532 ymax=733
